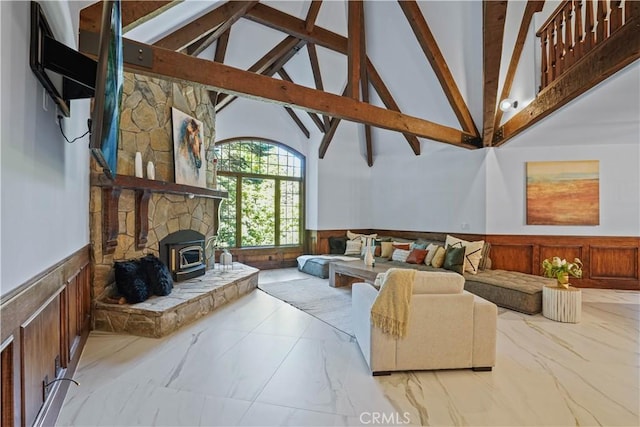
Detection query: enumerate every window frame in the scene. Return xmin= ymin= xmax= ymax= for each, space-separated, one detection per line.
xmin=215 ymin=137 xmax=305 ymax=249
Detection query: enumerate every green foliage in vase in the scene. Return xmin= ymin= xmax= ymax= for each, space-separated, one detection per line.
xmin=542 ymin=257 xmax=583 ymax=279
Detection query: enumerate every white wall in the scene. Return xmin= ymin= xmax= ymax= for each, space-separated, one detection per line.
xmin=487 ymin=62 xmax=640 ymax=236
xmin=1 ymin=1 xmax=90 ymax=295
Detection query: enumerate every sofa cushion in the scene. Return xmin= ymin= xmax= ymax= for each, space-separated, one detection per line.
xmin=344 ymin=239 xmax=362 ymax=255
xmin=446 ymin=235 xmax=484 ymax=274
xmin=381 ymin=242 xmax=394 ymax=258
xmin=424 ymin=243 xmax=439 ymax=265
xmin=443 ymin=246 xmax=465 ymax=274
xmin=413 ymin=271 xmax=464 ymax=294
xmin=406 ymin=248 xmax=428 ymax=264
xmin=329 ymin=236 xmax=348 ymax=254
xmin=431 ymin=246 xmax=446 ymax=268
xmin=391 ymin=248 xmax=411 ymax=262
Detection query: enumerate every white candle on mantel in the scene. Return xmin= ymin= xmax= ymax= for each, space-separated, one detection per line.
xmin=134 ymin=152 xmax=143 ymax=178
xmin=147 ymin=161 xmax=155 ymax=180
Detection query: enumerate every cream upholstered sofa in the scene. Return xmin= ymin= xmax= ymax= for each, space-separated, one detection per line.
xmin=352 ymin=270 xmax=497 ymax=375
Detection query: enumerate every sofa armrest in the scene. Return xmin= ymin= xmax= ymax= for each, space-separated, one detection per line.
xmin=471 ymin=293 xmax=497 ymax=368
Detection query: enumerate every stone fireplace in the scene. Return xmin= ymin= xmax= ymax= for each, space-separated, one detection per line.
xmin=87 ymin=72 xmax=260 ymax=338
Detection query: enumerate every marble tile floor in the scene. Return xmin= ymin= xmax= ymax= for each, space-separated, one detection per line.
xmin=56 ymin=268 xmax=639 ymax=426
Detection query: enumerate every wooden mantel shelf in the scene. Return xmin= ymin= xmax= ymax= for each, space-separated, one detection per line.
xmin=91 ymin=173 xmax=227 ymax=253
xmin=91 ymin=173 xmax=228 ymax=200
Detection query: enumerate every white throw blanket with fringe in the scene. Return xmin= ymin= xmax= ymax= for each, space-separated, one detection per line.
xmin=371 ymin=268 xmax=416 ymax=339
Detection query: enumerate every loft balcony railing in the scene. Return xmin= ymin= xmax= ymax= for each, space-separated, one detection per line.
xmin=537 ymin=0 xmax=636 ymax=90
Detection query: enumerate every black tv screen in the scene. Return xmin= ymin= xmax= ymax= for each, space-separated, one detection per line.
xmin=89 ymin=0 xmax=123 ymax=180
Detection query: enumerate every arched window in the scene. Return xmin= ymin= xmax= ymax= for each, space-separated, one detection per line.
xmin=214 ymin=139 xmax=304 ymax=248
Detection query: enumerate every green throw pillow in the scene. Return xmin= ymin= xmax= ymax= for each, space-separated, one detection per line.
xmin=443 ymin=245 xmax=465 ymax=274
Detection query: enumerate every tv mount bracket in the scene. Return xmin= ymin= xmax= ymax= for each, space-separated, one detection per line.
xmin=79 ymin=30 xmax=153 ymax=69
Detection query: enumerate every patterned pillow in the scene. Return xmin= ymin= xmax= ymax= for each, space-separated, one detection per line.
xmin=391 ymin=249 xmax=411 ymax=262
xmin=344 ymin=239 xmax=362 ymax=255
xmin=445 ymin=235 xmax=485 ymax=274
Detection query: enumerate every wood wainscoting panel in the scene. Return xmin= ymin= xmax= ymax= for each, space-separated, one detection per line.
xmin=590 ymin=246 xmax=639 ymax=280
xmin=0 ymin=246 xmax=91 ymax=427
xmin=489 ymin=244 xmax=535 ymax=274
xmin=21 ymin=295 xmax=61 ymax=427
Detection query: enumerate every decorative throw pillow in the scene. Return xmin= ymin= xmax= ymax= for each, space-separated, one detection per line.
xmin=344 ymin=239 xmax=362 ymax=255
xmin=392 ymin=242 xmax=411 ymax=251
xmin=346 ymin=230 xmax=377 ymax=241
xmin=406 ymin=248 xmax=428 ymax=264
xmin=114 ymin=260 xmax=149 ymax=303
xmin=424 ymin=243 xmax=439 ymax=265
xmin=391 ymin=248 xmax=411 ymax=262
xmin=430 ymin=246 xmax=446 ymax=268
xmin=328 ymin=236 xmax=348 ymax=255
xmin=410 ymin=242 xmax=428 ymax=250
xmin=443 ymin=246 xmax=466 ymax=274
xmin=445 ymin=235 xmax=485 ymax=274
xmin=478 ymin=242 xmax=492 ymax=270
xmin=140 ymin=254 xmax=173 ymax=296
xmin=380 ymin=242 xmax=395 ymax=258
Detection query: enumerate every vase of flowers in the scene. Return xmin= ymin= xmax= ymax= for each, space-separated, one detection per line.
xmin=542 ymin=257 xmax=583 ymax=289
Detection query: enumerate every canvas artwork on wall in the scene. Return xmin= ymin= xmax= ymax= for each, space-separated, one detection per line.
xmin=526 ymin=160 xmax=599 ymax=225
xmin=172 ymin=107 xmax=206 ymax=188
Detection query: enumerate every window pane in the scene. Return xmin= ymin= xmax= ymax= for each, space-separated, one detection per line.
xmin=217 ymin=176 xmax=237 ymax=247
xmin=280 ymin=180 xmax=300 ymax=245
xmin=241 ymin=178 xmax=275 ymax=246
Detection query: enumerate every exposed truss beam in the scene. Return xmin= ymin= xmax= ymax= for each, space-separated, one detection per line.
xmin=307 ymin=44 xmax=330 ymax=130
xmin=398 ymin=0 xmax=479 ymax=137
xmin=154 ymin=1 xmax=254 ymax=51
xmin=283 ymin=107 xmax=310 ymax=138
xmin=305 ymin=1 xmax=323 ymax=32
xmin=208 ymin=28 xmax=231 ymax=106
xmin=481 ymin=1 xmax=508 ymax=146
xmin=492 ymin=1 xmax=544 ymax=138
xmin=347 ymin=0 xmax=363 ymax=99
xmin=243 ymin=3 xmax=435 ymax=151
xmin=319 ymin=118 xmax=342 ymax=158
xmin=81 ymin=1 xmax=177 ymax=34
xmin=277 ymin=68 xmax=326 ymax=133
xmin=188 ymin=1 xmax=258 ymax=57
xmin=359 ymin=5 xmax=373 ymax=167
xmin=215 ymin=36 xmax=303 ymax=112
xmin=495 ymin=18 xmax=640 ymax=146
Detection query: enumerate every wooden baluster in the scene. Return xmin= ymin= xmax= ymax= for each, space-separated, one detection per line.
xmin=575 ymin=0 xmax=584 ymax=59
xmin=540 ymin=31 xmax=548 ymax=89
xmin=555 ymin=14 xmax=564 ymax=77
xmin=564 ymin=1 xmax=575 ymax=68
xmin=610 ymin=0 xmax=622 ymax=32
xmin=596 ymin=0 xmax=607 ymax=43
xmin=547 ymin=27 xmax=555 ymax=84
xmin=584 ymin=0 xmax=595 ymax=52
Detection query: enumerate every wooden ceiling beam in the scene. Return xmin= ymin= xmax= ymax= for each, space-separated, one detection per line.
xmin=319 ymin=118 xmax=342 ymax=158
xmin=283 ymin=107 xmax=311 ymax=139
xmin=305 ymin=1 xmax=323 ymax=32
xmin=80 ymin=1 xmax=177 ymax=34
xmin=154 ymin=1 xmax=255 ymax=52
xmin=481 ymin=1 xmax=508 ymax=146
xmin=492 ymin=1 xmax=544 ymax=136
xmin=307 ymin=44 xmax=330 ymax=130
xmin=347 ymin=0 xmax=363 ymax=100
xmin=244 ymin=3 xmax=433 ymax=151
xmin=215 ymin=36 xmax=302 ymax=112
xmin=495 ymin=18 xmax=640 ymax=146
xmin=188 ymin=1 xmax=258 ymax=57
xmin=277 ymin=68 xmax=326 ymax=133
xmin=208 ymin=28 xmax=231 ymax=107
xmin=398 ymin=0 xmax=479 ymax=137
xmin=359 ymin=4 xmax=373 ymax=167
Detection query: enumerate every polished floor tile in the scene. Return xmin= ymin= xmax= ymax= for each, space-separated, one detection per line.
xmin=57 ymin=270 xmax=639 ymax=426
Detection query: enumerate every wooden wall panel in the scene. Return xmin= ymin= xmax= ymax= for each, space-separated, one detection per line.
xmin=21 ymin=295 xmax=61 ymax=427
xmin=590 ymin=246 xmax=639 ymax=279
xmin=0 ymin=246 xmax=91 ymax=427
xmin=490 ymin=244 xmax=535 ymax=274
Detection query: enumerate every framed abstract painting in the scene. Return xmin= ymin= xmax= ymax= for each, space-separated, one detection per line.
xmin=526 ymin=160 xmax=599 ymax=225
xmin=171 ymin=107 xmax=206 ymax=188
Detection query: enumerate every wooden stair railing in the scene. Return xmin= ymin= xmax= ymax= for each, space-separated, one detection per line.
xmin=537 ymin=0 xmax=635 ymax=90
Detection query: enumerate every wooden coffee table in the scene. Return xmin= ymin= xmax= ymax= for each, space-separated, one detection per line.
xmin=329 ymin=260 xmax=389 ymax=288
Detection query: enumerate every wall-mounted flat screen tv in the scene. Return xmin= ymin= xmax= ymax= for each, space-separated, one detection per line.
xmin=88 ymin=0 xmax=123 ymax=180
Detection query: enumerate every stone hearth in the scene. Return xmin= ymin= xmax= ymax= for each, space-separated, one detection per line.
xmin=93 ymin=263 xmax=258 ymax=338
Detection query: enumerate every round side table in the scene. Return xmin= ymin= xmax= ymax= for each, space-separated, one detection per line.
xmin=542 ymin=285 xmax=582 ymax=323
